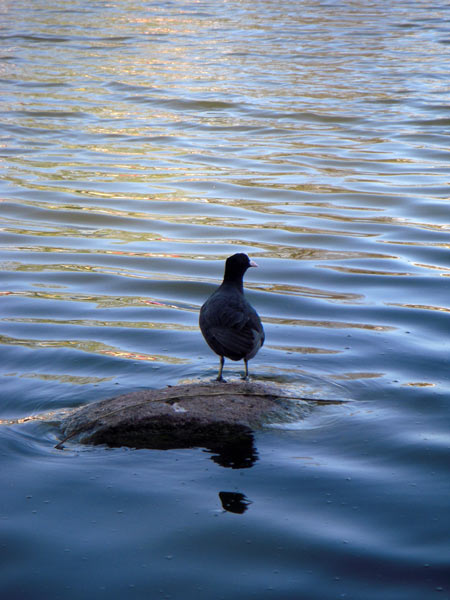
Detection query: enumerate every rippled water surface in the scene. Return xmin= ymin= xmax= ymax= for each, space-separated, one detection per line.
xmin=1 ymin=1 xmax=449 ymax=598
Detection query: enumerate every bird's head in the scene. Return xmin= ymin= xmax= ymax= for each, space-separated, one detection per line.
xmin=224 ymin=253 xmax=258 ymax=282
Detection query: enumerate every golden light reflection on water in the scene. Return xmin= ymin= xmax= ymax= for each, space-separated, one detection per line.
xmin=413 ymin=262 xmax=450 ymax=275
xmin=268 ymin=345 xmax=340 ymax=355
xmin=318 ymin=265 xmax=412 ymax=276
xmin=3 ymin=317 xmax=197 ymax=332
xmin=18 ymin=372 xmax=112 ymax=385
xmin=0 ymin=289 xmax=193 ymax=311
xmin=2 ymin=238 xmax=398 ymax=265
xmin=332 ymin=372 xmax=384 ymax=380
xmin=0 ymin=409 xmax=72 ymax=426
xmin=382 ymin=241 xmax=450 ymax=249
xmin=2 ymin=314 xmax=394 ymax=334
xmin=263 ymin=316 xmax=394 ymax=332
xmin=387 ymin=303 xmax=450 ymax=314
xmin=257 ymin=282 xmax=363 ymax=302
xmin=0 ymin=334 xmax=187 ymax=364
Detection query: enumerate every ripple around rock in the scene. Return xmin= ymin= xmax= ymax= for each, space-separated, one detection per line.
xmin=56 ymin=381 xmax=311 ymax=468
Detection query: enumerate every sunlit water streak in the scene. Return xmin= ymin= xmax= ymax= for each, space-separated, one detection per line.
xmin=0 ymin=1 xmax=449 ymax=599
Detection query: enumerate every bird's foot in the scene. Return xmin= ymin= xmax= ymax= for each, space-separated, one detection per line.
xmin=241 ymin=375 xmax=249 ymax=381
xmin=216 ymin=375 xmax=227 ymax=383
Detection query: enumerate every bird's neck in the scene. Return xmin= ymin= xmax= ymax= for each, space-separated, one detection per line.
xmin=222 ymin=275 xmax=244 ymax=292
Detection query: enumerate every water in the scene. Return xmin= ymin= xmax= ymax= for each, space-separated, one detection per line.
xmin=1 ymin=1 xmax=449 ymax=598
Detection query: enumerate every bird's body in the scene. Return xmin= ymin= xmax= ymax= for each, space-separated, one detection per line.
xmin=199 ymin=253 xmax=264 ymax=381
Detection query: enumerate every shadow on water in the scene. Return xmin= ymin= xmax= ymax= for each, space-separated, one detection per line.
xmin=89 ymin=422 xmax=258 ymax=469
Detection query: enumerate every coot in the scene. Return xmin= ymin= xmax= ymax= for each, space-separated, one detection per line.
xmin=199 ymin=253 xmax=265 ymax=381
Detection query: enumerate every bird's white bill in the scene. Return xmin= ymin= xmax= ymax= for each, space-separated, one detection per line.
xmin=249 ymin=259 xmax=258 ymax=267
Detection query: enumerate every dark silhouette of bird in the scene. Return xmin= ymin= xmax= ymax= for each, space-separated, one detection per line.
xmin=199 ymin=253 xmax=265 ymax=381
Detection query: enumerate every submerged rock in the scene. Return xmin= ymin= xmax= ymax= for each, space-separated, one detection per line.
xmin=57 ymin=380 xmax=305 ymax=467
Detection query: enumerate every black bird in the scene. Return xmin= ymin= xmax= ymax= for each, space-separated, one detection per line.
xmin=199 ymin=253 xmax=265 ymax=381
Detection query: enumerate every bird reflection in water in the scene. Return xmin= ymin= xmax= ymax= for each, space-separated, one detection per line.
xmin=205 ymin=429 xmax=258 ymax=469
xmin=219 ymin=492 xmax=252 ymax=514
xmin=86 ymin=423 xmax=258 ymax=469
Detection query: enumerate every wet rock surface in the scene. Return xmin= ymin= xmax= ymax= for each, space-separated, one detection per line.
xmin=57 ymin=381 xmax=302 ymax=466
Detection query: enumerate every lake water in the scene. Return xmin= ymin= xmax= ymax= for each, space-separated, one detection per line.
xmin=1 ymin=1 xmax=449 ymax=598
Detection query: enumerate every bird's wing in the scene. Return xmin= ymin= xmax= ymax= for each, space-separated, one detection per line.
xmin=208 ymin=323 xmax=257 ymax=360
xmin=204 ymin=301 xmax=263 ymax=359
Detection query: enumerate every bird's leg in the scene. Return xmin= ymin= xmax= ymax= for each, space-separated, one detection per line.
xmin=216 ymin=356 xmax=226 ymax=382
xmin=242 ymin=359 xmax=249 ymax=381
